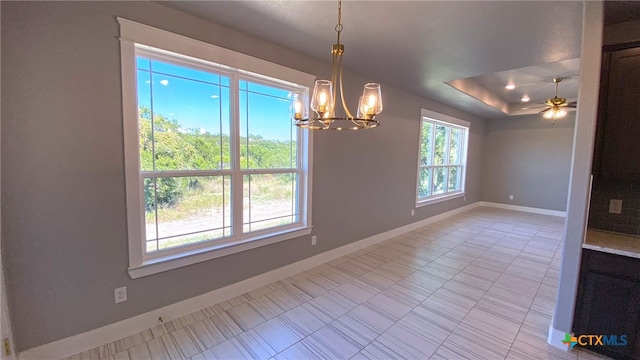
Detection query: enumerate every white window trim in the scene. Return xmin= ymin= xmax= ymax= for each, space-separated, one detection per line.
xmin=119 ymin=18 xmax=315 ymax=279
xmin=415 ymin=108 xmax=470 ymax=208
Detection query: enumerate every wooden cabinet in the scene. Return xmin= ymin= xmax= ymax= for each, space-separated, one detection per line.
xmin=573 ymin=249 xmax=640 ymax=359
xmin=593 ymin=47 xmax=640 ymax=181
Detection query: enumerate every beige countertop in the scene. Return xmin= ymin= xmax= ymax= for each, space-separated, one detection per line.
xmin=583 ymin=229 xmax=640 ymax=259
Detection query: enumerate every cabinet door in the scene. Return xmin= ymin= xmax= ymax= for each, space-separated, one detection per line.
xmin=574 ymin=269 xmax=640 ymax=359
xmin=600 ymin=47 xmax=640 ymax=180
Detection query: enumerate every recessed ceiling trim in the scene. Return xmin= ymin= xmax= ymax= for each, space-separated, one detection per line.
xmin=447 ymin=58 xmax=581 ymax=117
xmin=446 ymin=78 xmax=510 ymax=115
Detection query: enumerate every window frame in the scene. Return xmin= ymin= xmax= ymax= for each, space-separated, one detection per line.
xmin=415 ymin=108 xmax=470 ymax=207
xmin=119 ymin=18 xmax=315 ymax=279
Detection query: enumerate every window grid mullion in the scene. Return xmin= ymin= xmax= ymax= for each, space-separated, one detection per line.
xmin=141 ymin=170 xmax=234 ymax=177
xmin=147 ymin=61 xmax=160 ymax=251
xmin=149 ymin=62 xmax=157 ymax=172
xmin=444 ymin=126 xmax=451 ymax=193
xmin=153 ymin=178 xmax=159 ymax=252
xmin=231 ymin=74 xmax=244 ymax=240
xmin=429 ymin=120 xmax=436 ymax=196
xmin=219 ymin=83 xmax=224 ymax=171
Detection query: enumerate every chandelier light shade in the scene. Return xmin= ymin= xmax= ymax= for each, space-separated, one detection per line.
xmin=292 ymin=0 xmax=383 ymax=130
xmin=290 ymin=91 xmax=308 ymax=120
xmin=359 ymin=83 xmax=383 ymax=118
xmin=310 ymin=80 xmax=334 ymax=119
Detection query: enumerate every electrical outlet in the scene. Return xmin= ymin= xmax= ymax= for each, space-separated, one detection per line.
xmin=3 ymin=338 xmax=11 ymax=357
xmin=609 ymin=199 xmax=623 ymax=214
xmin=509 ymin=195 xmax=514 ymax=200
xmin=411 ymin=209 xmax=415 ymax=216
xmin=115 ymin=286 xmax=127 ymax=303
xmin=311 ymin=236 xmax=317 ymax=246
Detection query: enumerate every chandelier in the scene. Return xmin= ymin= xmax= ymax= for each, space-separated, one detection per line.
xmin=290 ymin=0 xmax=383 ymax=130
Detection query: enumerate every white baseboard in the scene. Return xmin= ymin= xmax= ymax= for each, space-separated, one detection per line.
xmin=548 ymin=324 xmax=571 ymax=351
xmin=478 ymin=201 xmax=566 ymax=217
xmin=19 ymin=202 xmax=479 ymax=360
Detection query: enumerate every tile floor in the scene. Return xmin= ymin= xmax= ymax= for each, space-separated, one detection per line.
xmin=63 ymin=207 xmax=611 ymax=360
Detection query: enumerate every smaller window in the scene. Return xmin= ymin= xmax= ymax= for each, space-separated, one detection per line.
xmin=416 ymin=108 xmax=469 ymax=206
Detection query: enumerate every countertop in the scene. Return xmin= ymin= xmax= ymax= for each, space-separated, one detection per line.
xmin=583 ymin=229 xmax=640 ymax=259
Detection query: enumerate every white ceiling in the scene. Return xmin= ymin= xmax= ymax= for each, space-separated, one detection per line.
xmin=157 ymin=1 xmax=628 ymax=120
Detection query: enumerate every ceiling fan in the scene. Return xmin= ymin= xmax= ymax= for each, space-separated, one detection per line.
xmin=539 ymin=77 xmax=577 ymax=120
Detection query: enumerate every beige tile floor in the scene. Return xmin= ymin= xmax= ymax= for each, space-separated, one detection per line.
xmin=63 ymin=207 xmax=612 ymax=360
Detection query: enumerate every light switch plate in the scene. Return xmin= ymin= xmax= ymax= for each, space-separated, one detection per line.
xmin=115 ymin=286 xmax=127 ymax=303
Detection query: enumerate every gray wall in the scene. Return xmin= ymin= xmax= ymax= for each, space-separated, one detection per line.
xmin=481 ymin=113 xmax=575 ymax=211
xmin=1 ymin=1 xmax=485 ymax=351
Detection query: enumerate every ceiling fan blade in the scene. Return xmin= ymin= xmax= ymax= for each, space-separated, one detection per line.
xmin=538 ymin=107 xmax=551 ymax=114
xmin=567 ymin=101 xmax=577 ymax=108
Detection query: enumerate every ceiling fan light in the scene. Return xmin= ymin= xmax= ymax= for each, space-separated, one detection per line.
xmin=540 ymin=77 xmax=571 ymax=121
xmin=543 ymin=106 xmax=567 ymax=120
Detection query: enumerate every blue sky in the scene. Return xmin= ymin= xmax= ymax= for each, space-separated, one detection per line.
xmin=136 ymin=56 xmax=295 ymax=142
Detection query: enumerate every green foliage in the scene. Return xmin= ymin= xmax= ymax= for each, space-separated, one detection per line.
xmin=418 ymin=122 xmax=462 ymax=197
xmin=139 ymin=106 xmax=296 ymax=213
xmin=144 ymin=177 xmax=181 ymax=212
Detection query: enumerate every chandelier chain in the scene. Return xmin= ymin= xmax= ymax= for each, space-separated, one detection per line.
xmin=335 ymin=0 xmax=343 ymax=44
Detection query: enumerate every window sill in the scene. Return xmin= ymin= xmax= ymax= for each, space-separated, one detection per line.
xmin=128 ymin=226 xmax=313 ymax=279
xmin=416 ymin=192 xmax=465 ymax=208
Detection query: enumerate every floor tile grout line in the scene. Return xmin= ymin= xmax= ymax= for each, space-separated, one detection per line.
xmin=502 ymin=223 xmax=564 ymax=359
xmin=346 ymin=213 xmax=547 ymax=359
xmin=271 ymin=215 xmax=501 ymax=359
xmin=503 ymin=225 xmax=568 ymax=359
xmin=65 ymin=209 xmax=569 ymax=360
xmin=432 ymin=215 xmax=563 ymax=359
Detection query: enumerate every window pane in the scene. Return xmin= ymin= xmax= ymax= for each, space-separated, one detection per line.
xmin=145 ymin=175 xmax=231 ymax=253
xmin=151 ymin=71 xmax=230 ymax=171
xmin=433 ymin=167 xmax=446 ymax=195
xmin=420 ymin=122 xmax=433 ymax=165
xmin=418 ymin=168 xmax=431 ymax=198
xmin=244 ymin=173 xmax=297 ymax=232
xmin=448 ymin=166 xmax=461 ymax=192
xmin=137 ymin=57 xmax=150 ymax=71
xmin=239 ymin=80 xmax=296 ymax=170
xmin=150 ymin=59 xmax=221 ymax=85
xmin=434 ymin=125 xmax=447 ymax=165
xmin=220 ymin=86 xmax=232 ymax=169
xmin=144 ymin=178 xmax=158 ymax=246
xmin=157 ymin=230 xmax=225 ymax=252
xmin=449 ymin=128 xmax=463 ymax=165
xmin=137 ymin=69 xmax=153 ymax=171
xmin=136 ymin=56 xmax=231 ymax=171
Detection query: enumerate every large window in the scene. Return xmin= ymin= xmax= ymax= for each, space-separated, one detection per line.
xmin=416 ymin=108 xmax=469 ymax=206
xmin=120 ymin=19 xmax=314 ymax=278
